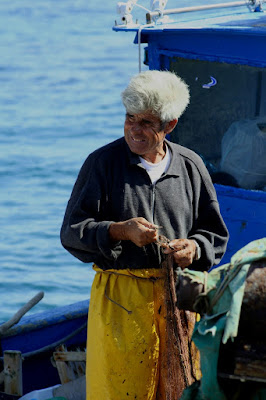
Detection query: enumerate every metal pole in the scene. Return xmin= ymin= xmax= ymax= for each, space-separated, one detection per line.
xmin=0 ymin=291 xmax=44 ymax=336
xmin=146 ymin=1 xmax=249 ymax=23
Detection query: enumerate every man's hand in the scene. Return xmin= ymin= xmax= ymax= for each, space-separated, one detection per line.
xmin=162 ymin=239 xmax=197 ymax=269
xmin=109 ymin=217 xmax=158 ymax=247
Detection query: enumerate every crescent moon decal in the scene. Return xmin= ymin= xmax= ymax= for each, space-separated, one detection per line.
xmin=202 ymin=76 xmax=217 ymax=89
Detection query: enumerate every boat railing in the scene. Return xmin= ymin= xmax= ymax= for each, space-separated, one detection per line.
xmin=146 ymin=1 xmax=266 ymax=24
xmin=115 ymin=0 xmax=266 ymax=28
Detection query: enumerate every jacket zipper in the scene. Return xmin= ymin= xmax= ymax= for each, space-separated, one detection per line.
xmin=151 ymin=181 xmax=165 ymax=265
xmin=151 ymin=184 xmax=156 ymax=224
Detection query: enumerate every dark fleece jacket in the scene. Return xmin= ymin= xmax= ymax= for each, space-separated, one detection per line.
xmin=60 ymin=138 xmax=228 ymax=271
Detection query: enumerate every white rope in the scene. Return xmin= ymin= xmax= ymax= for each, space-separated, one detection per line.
xmin=138 ymin=23 xmax=154 ymax=72
xmin=134 ymin=3 xmax=151 ymax=12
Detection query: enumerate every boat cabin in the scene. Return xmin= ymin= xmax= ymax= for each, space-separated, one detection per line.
xmin=114 ymin=1 xmax=266 ymax=263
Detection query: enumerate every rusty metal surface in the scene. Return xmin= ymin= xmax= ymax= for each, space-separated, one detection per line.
xmin=243 ymin=260 xmax=266 ymax=308
xmin=238 ymin=261 xmax=266 ymax=340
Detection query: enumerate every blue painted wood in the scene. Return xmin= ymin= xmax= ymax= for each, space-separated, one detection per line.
xmin=1 ymin=300 xmax=89 ymax=338
xmin=1 ymin=300 xmax=89 ymax=353
xmin=215 ymin=185 xmax=266 ymax=264
xmin=115 ymin=8 xmax=266 ymax=66
xmin=142 ymin=30 xmax=266 ymax=68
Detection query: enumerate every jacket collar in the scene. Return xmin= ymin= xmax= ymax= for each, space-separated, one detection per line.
xmin=164 ymin=140 xmax=181 ymax=177
xmin=124 ymin=138 xmax=181 ymax=177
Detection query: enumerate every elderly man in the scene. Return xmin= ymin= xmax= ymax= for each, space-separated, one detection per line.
xmin=60 ymin=70 xmax=228 ymax=400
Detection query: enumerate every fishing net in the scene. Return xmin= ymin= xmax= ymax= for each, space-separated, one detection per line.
xmin=159 ymin=252 xmax=201 ymax=399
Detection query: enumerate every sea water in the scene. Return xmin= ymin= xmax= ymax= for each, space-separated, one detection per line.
xmin=0 ymin=0 xmax=235 ymax=321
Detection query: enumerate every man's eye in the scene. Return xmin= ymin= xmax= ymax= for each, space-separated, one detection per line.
xmin=126 ymin=114 xmax=135 ymax=122
xmin=142 ymin=120 xmax=152 ymax=125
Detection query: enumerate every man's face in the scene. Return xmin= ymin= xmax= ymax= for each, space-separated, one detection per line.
xmin=124 ymin=111 xmax=167 ymax=161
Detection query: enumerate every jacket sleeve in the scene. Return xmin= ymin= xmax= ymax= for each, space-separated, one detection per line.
xmin=188 ymin=160 xmax=229 ymax=271
xmin=60 ymin=153 xmax=122 ymax=263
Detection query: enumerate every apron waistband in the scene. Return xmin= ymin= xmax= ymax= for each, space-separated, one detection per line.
xmin=93 ymin=265 xmax=164 ymax=282
xmin=93 ymin=265 xmax=165 ymax=314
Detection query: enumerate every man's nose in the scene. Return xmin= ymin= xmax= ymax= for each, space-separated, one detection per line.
xmin=131 ymin=122 xmax=142 ymax=133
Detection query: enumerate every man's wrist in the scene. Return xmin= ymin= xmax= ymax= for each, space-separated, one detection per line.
xmin=109 ymin=222 xmax=127 ymax=242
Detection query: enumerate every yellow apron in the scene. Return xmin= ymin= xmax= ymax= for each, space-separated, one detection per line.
xmin=86 ymin=266 xmax=199 ymax=400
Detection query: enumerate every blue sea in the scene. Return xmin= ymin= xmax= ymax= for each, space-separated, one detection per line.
xmin=0 ymin=0 xmax=234 ymax=321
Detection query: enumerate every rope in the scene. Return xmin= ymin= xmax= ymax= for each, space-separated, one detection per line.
xmin=100 ymin=269 xmax=163 ymax=315
xmin=104 ymin=287 xmax=133 ymax=315
xmin=99 ymin=269 xmax=162 ymax=282
xmin=0 ymin=321 xmax=87 ymax=360
xmin=191 ymin=262 xmax=248 ymax=314
xmin=209 ymin=263 xmax=246 ymax=310
xmin=137 ymin=23 xmax=154 ymax=72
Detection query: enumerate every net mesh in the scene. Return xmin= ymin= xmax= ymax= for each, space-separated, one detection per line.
xmin=160 ymin=253 xmax=200 ymax=399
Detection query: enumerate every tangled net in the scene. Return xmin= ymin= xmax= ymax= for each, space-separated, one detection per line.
xmin=160 ymin=251 xmax=200 ymax=399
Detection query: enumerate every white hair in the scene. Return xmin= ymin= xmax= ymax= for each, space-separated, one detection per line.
xmin=121 ymin=70 xmax=190 ymax=122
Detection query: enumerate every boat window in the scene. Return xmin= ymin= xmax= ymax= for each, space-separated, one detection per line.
xmin=170 ymin=58 xmax=266 ymax=190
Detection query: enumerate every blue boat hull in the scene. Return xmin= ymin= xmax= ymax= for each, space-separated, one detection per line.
xmin=0 ymin=300 xmax=89 ymax=395
xmin=215 ymin=184 xmax=266 ymax=264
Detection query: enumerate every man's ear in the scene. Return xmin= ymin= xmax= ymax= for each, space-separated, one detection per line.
xmin=165 ymin=119 xmax=178 ymax=134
